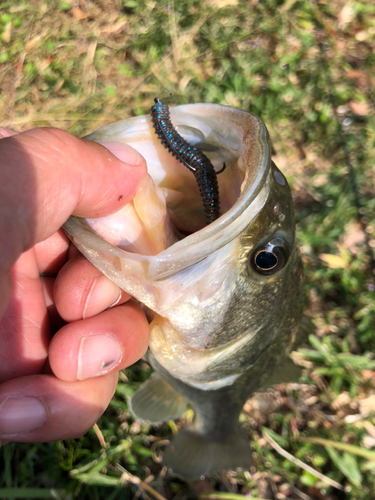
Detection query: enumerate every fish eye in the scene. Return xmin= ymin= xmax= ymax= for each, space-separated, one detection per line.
xmin=249 ymin=238 xmax=289 ymax=275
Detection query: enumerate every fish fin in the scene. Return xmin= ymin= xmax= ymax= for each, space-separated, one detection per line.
xmin=257 ymin=315 xmax=315 ymax=391
xmin=258 ymin=356 xmax=302 ymax=391
xmin=129 ymin=373 xmax=187 ymax=423
xmin=291 ymin=314 xmax=315 ymax=350
xmin=163 ymin=425 xmax=252 ymax=480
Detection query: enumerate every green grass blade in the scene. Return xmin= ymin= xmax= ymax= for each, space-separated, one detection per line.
xmin=326 ymin=448 xmax=362 ymax=487
xmin=299 ymin=437 xmax=375 ymax=461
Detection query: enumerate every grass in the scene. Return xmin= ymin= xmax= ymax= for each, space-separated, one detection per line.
xmin=0 ymin=0 xmax=375 ymax=498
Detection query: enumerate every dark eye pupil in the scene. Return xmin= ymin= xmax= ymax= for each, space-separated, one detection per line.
xmin=249 ymin=238 xmax=289 ymax=276
xmin=255 ymin=251 xmax=278 ymax=270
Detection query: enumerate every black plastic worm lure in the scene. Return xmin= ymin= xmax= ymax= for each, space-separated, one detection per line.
xmin=151 ymin=97 xmax=221 ymax=224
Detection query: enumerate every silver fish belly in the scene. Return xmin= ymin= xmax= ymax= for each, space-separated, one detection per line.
xmin=63 ymin=103 xmax=305 ymax=479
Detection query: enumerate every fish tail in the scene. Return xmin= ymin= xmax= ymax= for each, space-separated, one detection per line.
xmin=129 ymin=373 xmax=187 ymax=423
xmin=163 ymin=425 xmax=252 ymax=480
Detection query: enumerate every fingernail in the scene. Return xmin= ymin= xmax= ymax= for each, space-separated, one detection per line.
xmin=0 ymin=397 xmax=47 ymax=435
xmin=77 ymin=335 xmax=122 ymax=380
xmin=100 ymin=141 xmax=142 ymax=166
xmin=108 ymin=290 xmax=122 ymax=308
xmin=83 ymin=276 xmax=121 ymax=320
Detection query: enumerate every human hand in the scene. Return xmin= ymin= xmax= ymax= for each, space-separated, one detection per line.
xmin=0 ymin=127 xmax=149 ymax=444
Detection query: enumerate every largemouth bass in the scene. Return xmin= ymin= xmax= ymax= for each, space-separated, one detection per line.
xmin=63 ymin=103 xmax=305 ymax=480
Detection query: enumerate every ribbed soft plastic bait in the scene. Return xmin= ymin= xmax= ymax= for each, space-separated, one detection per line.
xmin=151 ymin=97 xmax=221 ymax=224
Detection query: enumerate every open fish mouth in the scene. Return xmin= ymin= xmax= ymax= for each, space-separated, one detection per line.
xmin=65 ymin=104 xmax=271 ymax=280
xmin=64 ymin=103 xmax=275 ymax=386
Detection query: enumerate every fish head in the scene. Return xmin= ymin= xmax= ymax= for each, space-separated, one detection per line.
xmin=64 ymin=104 xmax=303 ymax=390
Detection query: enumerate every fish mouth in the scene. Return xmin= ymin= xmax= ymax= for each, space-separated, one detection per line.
xmin=64 ymin=104 xmax=273 ymax=385
xmin=65 ymin=104 xmax=271 ymax=281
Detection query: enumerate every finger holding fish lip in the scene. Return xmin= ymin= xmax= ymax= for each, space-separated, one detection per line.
xmin=34 ymin=230 xmax=70 ymax=275
xmin=54 ymin=254 xmax=130 ymax=321
xmin=0 ymin=129 xmax=151 ymax=444
xmin=49 ymin=302 xmax=149 ymax=382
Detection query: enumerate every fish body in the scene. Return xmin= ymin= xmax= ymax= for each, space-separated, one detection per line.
xmin=63 ymin=103 xmax=305 ymax=479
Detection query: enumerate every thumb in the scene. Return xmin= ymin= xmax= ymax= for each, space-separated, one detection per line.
xmin=0 ymin=127 xmax=146 ymax=263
